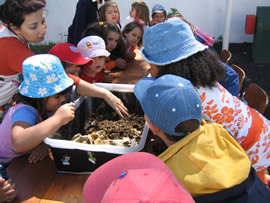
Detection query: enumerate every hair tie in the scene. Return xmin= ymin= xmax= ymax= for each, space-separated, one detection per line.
xmin=133 ymin=18 xmax=145 ymax=27
xmin=98 ymin=21 xmax=104 ymax=26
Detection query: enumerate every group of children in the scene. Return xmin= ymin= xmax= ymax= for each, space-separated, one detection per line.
xmin=1 ymin=0 xmax=270 ymax=202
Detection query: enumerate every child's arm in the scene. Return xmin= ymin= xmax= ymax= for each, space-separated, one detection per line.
xmin=76 ymin=79 xmax=129 ymax=117
xmin=11 ymin=103 xmax=75 ymax=153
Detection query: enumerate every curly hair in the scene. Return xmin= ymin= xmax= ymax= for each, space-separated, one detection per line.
xmin=157 ymin=49 xmax=225 ymax=88
xmin=0 ymin=0 xmax=46 ymax=29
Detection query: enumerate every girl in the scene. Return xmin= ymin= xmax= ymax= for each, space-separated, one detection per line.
xmin=140 ymin=19 xmax=270 ymax=184
xmin=77 ymin=35 xmax=111 ymax=83
xmin=122 ymin=22 xmax=144 ymax=60
xmin=0 ymin=54 xmax=75 ymax=202
xmin=121 ymin=1 xmax=150 ymax=31
xmin=98 ymin=1 xmax=121 ymax=28
xmin=0 ymin=0 xmax=47 ymax=119
xmin=102 ymin=22 xmax=127 ymax=70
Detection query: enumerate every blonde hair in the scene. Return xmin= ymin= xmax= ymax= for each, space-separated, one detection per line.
xmin=131 ymin=1 xmax=150 ymax=26
xmin=98 ymin=1 xmax=120 ymax=24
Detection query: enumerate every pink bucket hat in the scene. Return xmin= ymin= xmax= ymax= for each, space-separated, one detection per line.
xmin=83 ymin=152 xmax=194 ymax=203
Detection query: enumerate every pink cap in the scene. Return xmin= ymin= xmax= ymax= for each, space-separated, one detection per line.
xmin=48 ymin=43 xmax=92 ymax=65
xmin=83 ymin=152 xmax=194 ymax=203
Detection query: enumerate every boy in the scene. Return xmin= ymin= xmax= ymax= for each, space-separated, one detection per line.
xmin=150 ymin=4 xmax=167 ymax=26
xmin=49 ymin=43 xmax=92 ymax=77
xmin=77 ymin=36 xmax=112 ymax=83
xmin=134 ymin=74 xmax=270 ymax=202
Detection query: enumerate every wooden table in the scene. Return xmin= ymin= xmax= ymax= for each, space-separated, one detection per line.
xmin=5 ymin=50 xmax=151 ymax=203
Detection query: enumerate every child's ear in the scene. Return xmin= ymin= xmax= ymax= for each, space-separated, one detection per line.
xmin=10 ymin=24 xmax=20 ymax=36
xmin=147 ymin=119 xmax=161 ymax=135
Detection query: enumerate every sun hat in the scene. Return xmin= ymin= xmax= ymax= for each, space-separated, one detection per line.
xmin=83 ymin=152 xmax=194 ymax=203
xmin=151 ymin=4 xmax=166 ymax=16
xmin=19 ymin=54 xmax=74 ymax=98
xmin=77 ymin=36 xmax=110 ymax=58
xmin=48 ymin=43 xmax=92 ymax=65
xmin=141 ymin=19 xmax=207 ymax=65
xmin=134 ymin=74 xmax=201 ymax=136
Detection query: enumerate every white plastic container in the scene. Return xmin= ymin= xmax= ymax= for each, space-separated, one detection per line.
xmin=44 ymin=83 xmax=148 ymax=174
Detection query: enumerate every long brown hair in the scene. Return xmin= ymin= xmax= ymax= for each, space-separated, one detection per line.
xmin=131 ymin=1 xmax=150 ymax=26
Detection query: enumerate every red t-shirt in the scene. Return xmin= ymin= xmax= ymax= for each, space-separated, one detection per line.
xmin=81 ymin=70 xmax=104 ymax=83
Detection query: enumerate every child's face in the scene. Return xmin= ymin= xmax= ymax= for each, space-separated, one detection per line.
xmin=124 ymin=27 xmax=142 ymax=47
xmin=105 ymin=5 xmax=119 ymax=24
xmin=152 ymin=12 xmax=166 ymax=23
xmin=65 ymin=64 xmax=81 ymax=77
xmin=84 ymin=56 xmax=105 ymax=75
xmin=106 ymin=31 xmax=120 ymax=52
xmin=129 ymin=7 xmax=136 ymax=18
xmin=46 ymin=94 xmax=66 ymax=112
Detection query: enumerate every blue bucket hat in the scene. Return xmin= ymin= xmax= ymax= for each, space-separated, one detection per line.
xmin=19 ymin=54 xmax=74 ymax=98
xmin=141 ymin=19 xmax=207 ymax=65
xmin=151 ymin=4 xmax=166 ymax=15
xmin=134 ymin=74 xmax=201 ymax=136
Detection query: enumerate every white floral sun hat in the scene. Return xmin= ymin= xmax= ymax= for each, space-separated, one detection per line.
xmin=19 ymin=54 xmax=74 ymax=98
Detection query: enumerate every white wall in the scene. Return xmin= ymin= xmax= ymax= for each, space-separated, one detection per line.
xmin=2 ymin=0 xmax=270 ymax=44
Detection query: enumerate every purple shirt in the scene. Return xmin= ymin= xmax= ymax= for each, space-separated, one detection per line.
xmin=0 ymin=103 xmax=38 ymax=163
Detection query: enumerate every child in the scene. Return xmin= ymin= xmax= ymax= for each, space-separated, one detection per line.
xmin=140 ymin=19 xmax=270 ymax=184
xmin=98 ymin=1 xmax=121 ymax=28
xmin=83 ymin=152 xmax=195 ymax=203
xmin=102 ymin=22 xmax=127 ymax=70
xmin=134 ymin=74 xmax=270 ymax=202
xmin=0 ymin=54 xmax=76 ymax=202
xmin=122 ymin=22 xmax=144 ymax=60
xmin=77 ymin=35 xmax=111 ymax=83
xmin=150 ymin=4 xmax=167 ymax=26
xmin=48 ymin=43 xmax=92 ymax=77
xmin=121 ymin=1 xmax=150 ymax=31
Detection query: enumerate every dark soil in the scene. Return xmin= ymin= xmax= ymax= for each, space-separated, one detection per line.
xmin=84 ymin=104 xmax=144 ymax=141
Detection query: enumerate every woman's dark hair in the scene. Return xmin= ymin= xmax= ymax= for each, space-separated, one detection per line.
xmin=11 ymin=88 xmax=69 ymax=121
xmin=81 ymin=22 xmax=107 ymax=44
xmin=122 ymin=22 xmax=144 ymax=47
xmin=0 ymin=0 xmax=46 ymax=29
xmin=102 ymin=21 xmax=126 ymax=60
xmin=157 ymin=49 xmax=225 ymax=88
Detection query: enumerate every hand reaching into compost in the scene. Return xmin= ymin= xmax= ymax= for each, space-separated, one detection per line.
xmin=103 ymin=90 xmax=129 ymax=118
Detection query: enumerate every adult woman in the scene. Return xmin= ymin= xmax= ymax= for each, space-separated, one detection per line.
xmin=0 ymin=0 xmax=128 ymax=119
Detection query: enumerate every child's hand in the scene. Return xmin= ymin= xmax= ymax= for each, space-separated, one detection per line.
xmin=128 ymin=51 xmax=136 ymax=60
xmin=0 ymin=178 xmax=16 ymax=202
xmin=54 ymin=103 xmax=75 ymax=126
xmin=115 ymin=58 xmax=127 ymax=69
xmin=28 ymin=143 xmax=50 ymax=164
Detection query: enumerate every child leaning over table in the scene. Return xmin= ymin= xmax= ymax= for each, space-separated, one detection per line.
xmin=0 ymin=54 xmax=77 ymax=202
xmin=134 ymin=74 xmax=270 ymax=202
xmin=122 ymin=22 xmax=144 ymax=60
xmin=77 ymin=35 xmax=112 ymax=83
xmin=48 ymin=42 xmax=92 ymax=77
